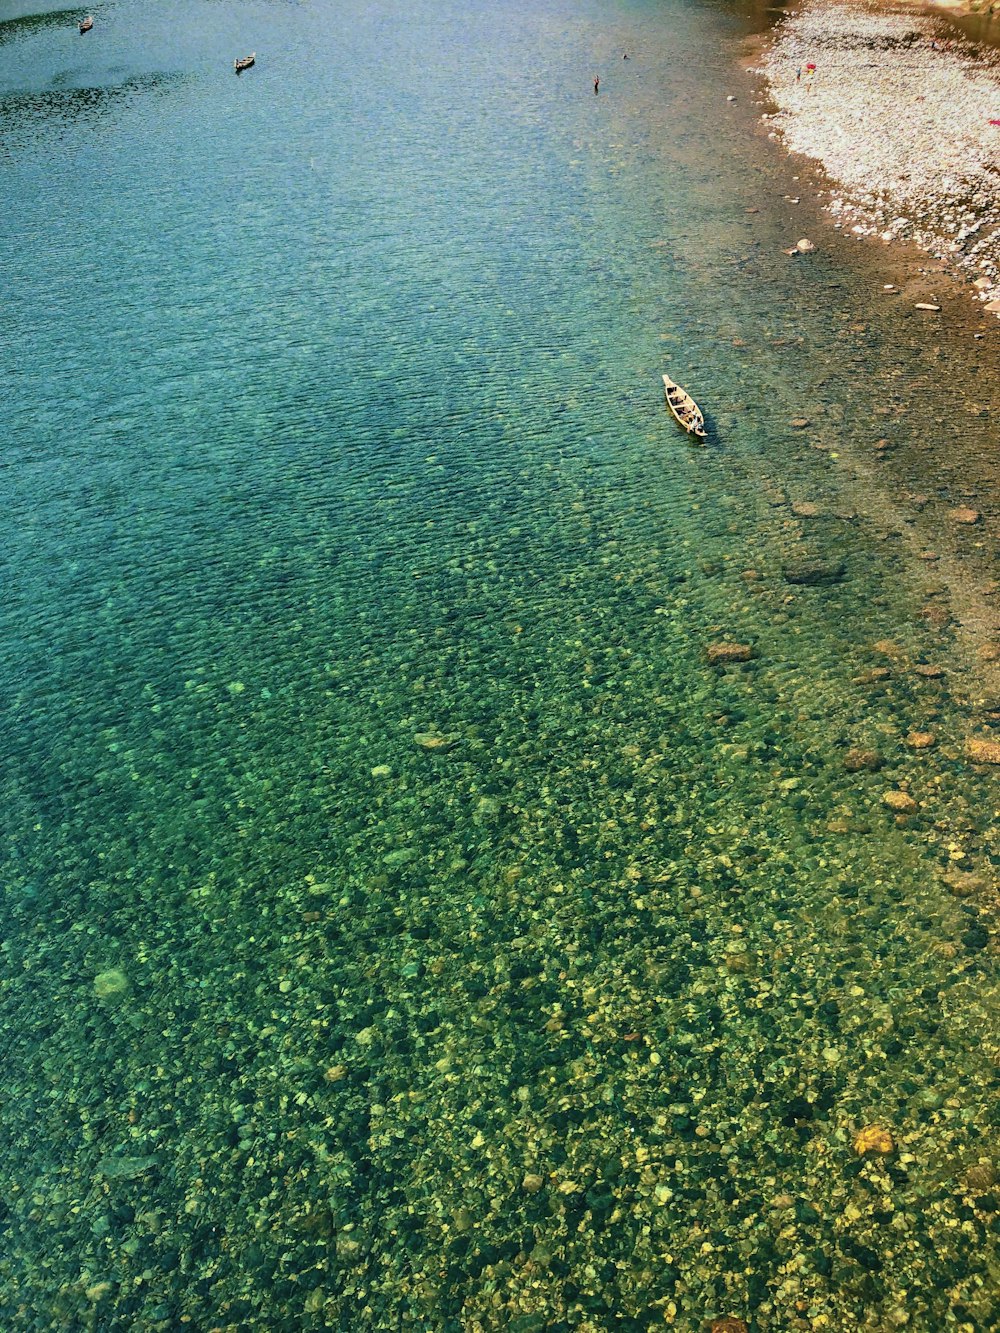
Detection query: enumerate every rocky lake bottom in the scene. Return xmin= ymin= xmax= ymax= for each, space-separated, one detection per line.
xmin=3 ymin=0 xmax=1000 ymax=1328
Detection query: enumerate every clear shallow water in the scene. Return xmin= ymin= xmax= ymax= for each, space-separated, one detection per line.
xmin=3 ymin=0 xmax=1000 ymax=1328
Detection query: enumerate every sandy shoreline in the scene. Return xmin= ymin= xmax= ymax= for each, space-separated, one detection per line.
xmin=757 ymin=0 xmax=1000 ymax=307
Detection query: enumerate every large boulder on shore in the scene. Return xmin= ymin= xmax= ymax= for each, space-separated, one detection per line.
xmin=706 ymin=641 xmax=755 ymax=664
xmin=966 ymin=737 xmax=1000 ymax=765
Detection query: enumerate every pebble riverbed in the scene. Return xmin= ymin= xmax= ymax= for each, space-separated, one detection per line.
xmin=6 ymin=0 xmax=1000 ymax=1325
xmin=760 ymin=0 xmax=1000 ymax=304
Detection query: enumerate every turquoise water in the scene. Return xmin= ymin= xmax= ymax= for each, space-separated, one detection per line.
xmin=4 ymin=0 xmax=1000 ymax=1328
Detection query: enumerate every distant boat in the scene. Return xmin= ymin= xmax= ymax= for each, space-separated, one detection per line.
xmin=234 ymin=52 xmax=255 ymax=73
xmin=79 ymin=15 xmax=94 ymax=33
xmin=662 ymin=373 xmax=706 ymax=441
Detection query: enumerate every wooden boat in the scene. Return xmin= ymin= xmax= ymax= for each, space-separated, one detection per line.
xmin=79 ymin=15 xmax=94 ymax=32
xmin=662 ymin=372 xmax=706 ymax=441
xmin=234 ymin=52 xmax=255 ymax=73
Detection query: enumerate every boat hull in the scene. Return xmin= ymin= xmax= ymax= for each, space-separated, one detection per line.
xmin=662 ymin=374 xmax=706 ymax=441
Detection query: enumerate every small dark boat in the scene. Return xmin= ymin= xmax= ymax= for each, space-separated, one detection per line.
xmin=662 ymin=372 xmax=706 ymax=442
xmin=234 ymin=52 xmax=255 ymax=73
xmin=79 ymin=14 xmax=94 ymax=32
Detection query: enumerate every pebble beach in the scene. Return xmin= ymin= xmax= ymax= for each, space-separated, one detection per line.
xmin=760 ymin=0 xmax=1000 ymax=306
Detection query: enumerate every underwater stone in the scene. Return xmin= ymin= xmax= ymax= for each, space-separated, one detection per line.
xmin=965 ymin=1162 xmax=997 ymax=1192
xmin=854 ymin=666 xmax=892 ymax=685
xmin=905 ymin=731 xmax=936 ymax=749
xmin=413 ymin=732 xmax=457 ymax=752
xmin=962 ymin=923 xmax=989 ymax=951
xmin=853 ymin=1125 xmax=895 ymax=1155
xmin=781 ymin=559 xmax=846 ymax=586
xmin=883 ymin=790 xmax=917 ymax=813
xmin=94 ymin=969 xmax=129 ymax=999
xmin=508 ymin=1317 xmax=547 ymax=1333
xmin=97 ymin=1153 xmax=159 ymax=1180
xmin=844 ymin=747 xmax=882 ymax=772
xmin=942 ymin=868 xmax=986 ymax=898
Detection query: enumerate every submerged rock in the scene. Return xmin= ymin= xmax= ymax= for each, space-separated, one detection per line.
xmin=966 ymin=737 xmax=1000 ymax=764
xmin=949 ymin=507 xmax=981 ymax=525
xmin=853 ymin=1125 xmax=895 ymax=1155
xmin=844 ymin=747 xmax=882 ymax=772
xmin=963 ymin=922 xmax=990 ymax=951
xmin=883 ymin=790 xmax=917 ymax=812
xmin=942 ymin=869 xmax=983 ymax=898
xmin=413 ymin=732 xmax=457 ymax=752
xmin=94 ymin=969 xmax=129 ymax=1000
xmin=854 ymin=666 xmax=892 ymax=685
xmin=905 ymin=731 xmax=936 ymax=749
xmin=965 ymin=1162 xmax=998 ymax=1192
xmin=97 ymin=1153 xmax=159 ymax=1180
xmin=781 ymin=559 xmax=846 ymax=585
xmin=706 ymin=642 xmax=755 ymax=664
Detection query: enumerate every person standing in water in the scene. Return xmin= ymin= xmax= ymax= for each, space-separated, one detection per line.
xmin=594 ymin=75 xmax=600 ymax=93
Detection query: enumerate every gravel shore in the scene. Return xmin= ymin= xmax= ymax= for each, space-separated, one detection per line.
xmin=760 ymin=0 xmax=1000 ymax=305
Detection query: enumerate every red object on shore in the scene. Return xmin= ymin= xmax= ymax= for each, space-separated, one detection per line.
xmin=805 ymin=62 xmax=816 ymax=71
xmin=990 ymin=118 xmax=1000 ymax=126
